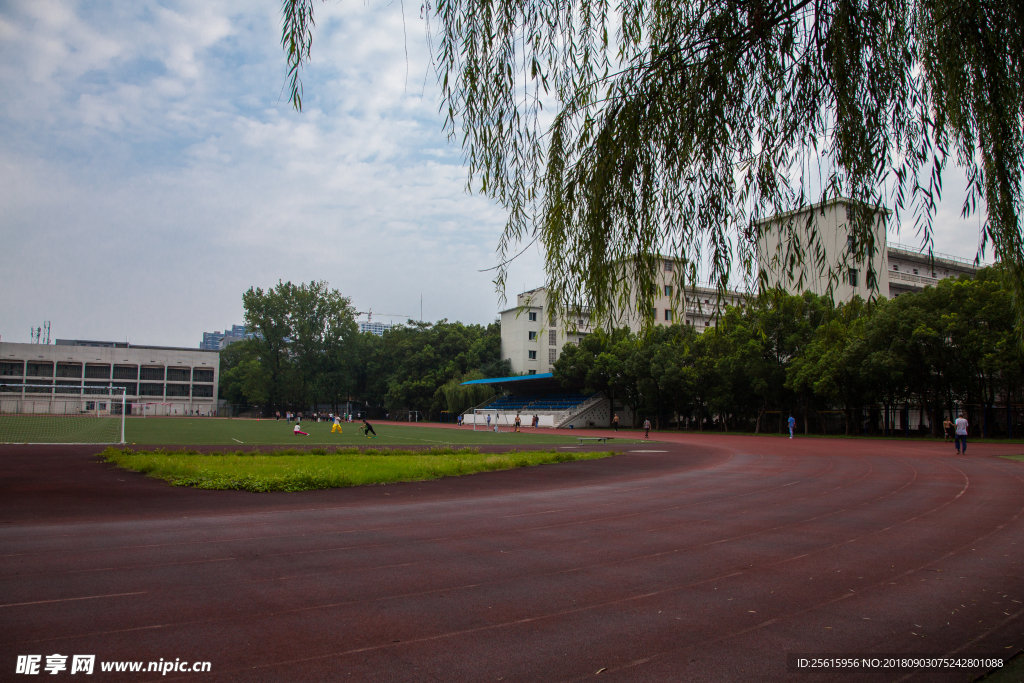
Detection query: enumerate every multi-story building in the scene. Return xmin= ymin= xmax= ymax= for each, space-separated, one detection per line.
xmin=358 ymin=321 xmax=393 ymax=337
xmin=500 ymin=271 xmax=744 ymax=375
xmin=502 ymin=199 xmax=984 ymax=375
xmin=757 ymin=197 xmax=982 ymax=300
xmin=0 ymin=340 xmax=220 ymax=415
xmin=201 ymin=324 xmax=251 ymax=351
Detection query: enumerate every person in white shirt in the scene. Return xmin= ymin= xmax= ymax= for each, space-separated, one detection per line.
xmin=331 ymin=414 xmax=343 ymax=434
xmin=954 ymin=413 xmax=969 ymax=454
xmin=294 ymin=422 xmax=309 ymax=436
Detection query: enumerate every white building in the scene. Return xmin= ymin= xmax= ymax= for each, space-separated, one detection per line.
xmin=359 ymin=321 xmax=393 ymax=337
xmin=501 ymin=270 xmax=744 ymax=376
xmin=502 ymin=199 xmax=983 ymax=377
xmin=0 ymin=339 xmax=220 ymax=416
xmin=757 ymin=197 xmax=981 ymax=300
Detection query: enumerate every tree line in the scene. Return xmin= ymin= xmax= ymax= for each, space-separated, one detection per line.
xmin=219 ymin=281 xmax=507 ymax=418
xmin=554 ymin=267 xmax=1024 ymax=436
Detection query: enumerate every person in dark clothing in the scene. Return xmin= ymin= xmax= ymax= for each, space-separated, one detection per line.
xmin=362 ymin=419 xmax=377 ymax=438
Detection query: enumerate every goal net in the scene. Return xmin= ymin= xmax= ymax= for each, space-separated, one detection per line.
xmin=0 ymin=384 xmax=126 ymax=444
xmin=472 ymin=408 xmax=513 ymax=432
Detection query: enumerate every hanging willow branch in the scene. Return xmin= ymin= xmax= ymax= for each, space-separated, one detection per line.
xmin=281 ymin=0 xmax=1024 ymax=333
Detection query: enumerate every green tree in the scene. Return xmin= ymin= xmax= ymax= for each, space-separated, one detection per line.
xmin=283 ymin=0 xmax=1024 ymax=331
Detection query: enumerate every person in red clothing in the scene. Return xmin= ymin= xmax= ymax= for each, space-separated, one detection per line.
xmin=293 ymin=422 xmax=309 ymax=436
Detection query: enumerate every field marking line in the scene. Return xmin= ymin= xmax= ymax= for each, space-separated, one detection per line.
xmin=232 ymin=438 xmax=243 ymax=443
xmin=1 ymin=591 xmax=149 ymax=608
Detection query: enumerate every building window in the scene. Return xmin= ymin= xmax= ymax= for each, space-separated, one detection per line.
xmin=528 ymin=370 xmax=536 ymax=375
xmin=140 ymin=366 xmax=164 ymax=381
xmin=0 ymin=362 xmax=23 ymax=376
xmin=664 ymin=310 xmax=673 ymax=322
xmin=57 ymin=363 xmax=82 ymax=378
xmin=26 ymin=362 xmax=54 ymax=377
xmin=912 ymin=268 xmax=918 ymax=275
xmin=528 ymin=312 xmax=537 ymax=321
xmin=549 ymin=348 xmax=556 ymax=363
xmin=664 ymin=285 xmax=672 ymax=297
xmin=192 ymin=384 xmax=213 ymax=398
xmin=139 ymin=383 xmax=163 ymax=396
xmin=193 ymin=368 xmax=214 ymax=383
xmin=85 ymin=364 xmax=110 ymax=379
xmin=848 ymin=269 xmax=859 ymax=287
xmin=528 ymin=350 xmax=537 ymax=360
xmin=166 ymin=383 xmax=190 ymax=397
xmin=893 ymin=264 xmax=899 ymax=271
xmin=664 ymin=260 xmax=673 ymax=272
xmin=528 ymin=331 xmax=537 ymax=341
xmin=685 ymin=319 xmax=691 ymax=325
xmin=847 ymin=235 xmax=855 ymax=253
xmin=705 ymin=320 xmax=711 ymax=327
xmin=548 ymin=329 xmax=557 ymax=345
xmin=167 ymin=367 xmax=190 ymax=382
xmin=113 ymin=365 xmax=138 ymax=380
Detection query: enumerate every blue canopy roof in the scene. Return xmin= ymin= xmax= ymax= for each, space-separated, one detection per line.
xmin=460 ymin=373 xmax=553 ymax=385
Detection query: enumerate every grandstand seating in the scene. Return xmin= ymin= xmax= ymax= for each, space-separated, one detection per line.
xmin=486 ymin=393 xmax=594 ymax=413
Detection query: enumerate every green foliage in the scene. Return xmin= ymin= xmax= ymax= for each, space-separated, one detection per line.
xmin=363 ymin=320 xmax=503 ymax=418
xmin=553 ymin=270 xmax=1023 ymax=432
xmin=281 ymin=0 xmax=1024 ymax=332
xmin=99 ymin=446 xmax=613 ymax=492
xmin=238 ymin=280 xmax=359 ymax=411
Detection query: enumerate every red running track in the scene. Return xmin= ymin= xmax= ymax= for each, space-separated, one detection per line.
xmin=1 ymin=434 xmax=1023 ymax=682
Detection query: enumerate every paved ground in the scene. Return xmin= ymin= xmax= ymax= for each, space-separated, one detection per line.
xmin=2 ymin=431 xmax=1023 ymax=681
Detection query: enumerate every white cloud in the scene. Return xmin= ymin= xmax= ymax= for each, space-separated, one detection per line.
xmin=0 ymin=0 xmax=987 ymax=348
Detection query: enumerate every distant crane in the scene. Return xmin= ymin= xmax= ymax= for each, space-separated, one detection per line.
xmin=355 ymin=309 xmax=413 ymax=324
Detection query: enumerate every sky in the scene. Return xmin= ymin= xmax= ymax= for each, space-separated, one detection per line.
xmin=0 ymin=0 xmax=993 ymax=348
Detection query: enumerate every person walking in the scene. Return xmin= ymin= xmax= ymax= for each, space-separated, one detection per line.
xmin=954 ymin=413 xmax=969 ymax=454
xmin=486 ymin=414 xmax=491 ymax=430
xmin=943 ymin=416 xmax=954 ymax=442
xmin=643 ymin=417 xmax=651 ymax=439
xmin=788 ymin=414 xmax=796 ymax=439
xmin=612 ymin=414 xmax=619 ymax=432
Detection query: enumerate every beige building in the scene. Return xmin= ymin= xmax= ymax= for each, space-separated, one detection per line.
xmin=757 ymin=197 xmax=981 ymax=300
xmin=0 ymin=339 xmax=220 ymax=416
xmin=501 ymin=269 xmax=744 ymax=376
xmin=502 ymin=199 xmax=982 ymax=375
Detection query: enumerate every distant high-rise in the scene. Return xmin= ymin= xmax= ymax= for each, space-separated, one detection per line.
xmin=359 ymin=321 xmax=392 ymax=337
xmin=201 ymin=324 xmax=253 ymax=350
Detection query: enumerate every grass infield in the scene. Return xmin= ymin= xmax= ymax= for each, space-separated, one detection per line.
xmin=118 ymin=418 xmax=638 ymax=446
xmin=100 ymin=446 xmax=618 ymax=492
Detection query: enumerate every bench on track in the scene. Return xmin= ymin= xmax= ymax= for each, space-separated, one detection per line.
xmin=576 ymin=436 xmax=609 ymax=445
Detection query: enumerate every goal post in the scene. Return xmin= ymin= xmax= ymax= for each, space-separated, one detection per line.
xmin=0 ymin=384 xmax=127 ymax=444
xmin=472 ymin=408 xmax=512 ymax=432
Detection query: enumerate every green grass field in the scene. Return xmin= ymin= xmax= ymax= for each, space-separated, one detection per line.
xmin=118 ymin=417 xmax=636 ymax=446
xmin=101 ymin=446 xmax=617 ymax=491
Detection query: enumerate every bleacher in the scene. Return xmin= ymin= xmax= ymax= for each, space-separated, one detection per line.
xmin=487 ymin=393 xmax=594 ymax=413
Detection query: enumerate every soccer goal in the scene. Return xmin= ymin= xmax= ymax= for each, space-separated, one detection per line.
xmin=472 ymin=408 xmax=512 ymax=432
xmin=0 ymin=384 xmax=126 ymax=444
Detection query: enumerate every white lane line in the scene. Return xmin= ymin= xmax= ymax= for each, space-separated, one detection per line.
xmin=232 ymin=438 xmax=243 ymax=443
xmin=1 ymin=591 xmax=149 ymax=608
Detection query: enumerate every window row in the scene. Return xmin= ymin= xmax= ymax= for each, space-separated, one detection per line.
xmin=2 ymin=383 xmax=214 ymax=398
xmin=0 ymin=362 xmax=213 ymax=382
